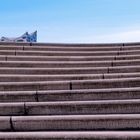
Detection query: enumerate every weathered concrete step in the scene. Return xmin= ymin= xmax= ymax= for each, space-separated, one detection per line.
xmin=2 ymin=54 xmax=140 ymax=62
xmin=0 ymin=45 xmax=23 ymax=50
xmin=109 ymin=65 xmax=140 ymax=73
xmin=0 ymin=102 xmax=24 ymax=115
xmin=24 ymin=99 xmax=140 ymax=115
xmin=6 ymin=55 xmax=116 ymax=61
xmin=24 ymin=46 xmax=122 ymax=51
xmin=0 ymin=42 xmax=124 ymax=47
xmin=0 ymin=67 xmax=108 ymax=75
xmin=0 ymin=59 xmax=140 ymax=68
xmin=0 ymin=74 xmax=103 ymax=82
xmin=0 ymin=77 xmax=139 ymax=91
xmin=9 ymin=114 xmax=140 ymax=131
xmin=0 ymin=61 xmax=112 ymax=68
xmin=1 ymin=100 xmax=140 ymax=116
xmin=0 ymin=131 xmax=140 ymax=140
xmin=0 ymin=50 xmax=119 ymax=56
xmin=104 ymin=72 xmax=140 ymax=79
xmin=116 ymin=54 xmax=140 ymax=60
xmin=37 ymin=87 xmax=140 ymax=102
xmin=0 ymin=81 xmax=70 ymax=91
xmin=1 ymin=72 xmax=140 ymax=82
xmin=17 ymin=49 xmax=140 ymax=56
xmin=1 ymin=49 xmax=140 ymax=57
xmin=0 ymin=54 xmax=139 ymax=62
xmin=0 ymin=45 xmax=122 ymax=51
xmin=123 ymin=45 xmax=140 ymax=50
xmin=1 ymin=54 xmax=140 ymax=62
xmin=113 ymin=59 xmax=140 ymax=67
xmin=2 ymin=114 xmax=140 ymax=131
xmin=0 ymin=87 xmax=140 ymax=102
xmin=71 ymin=77 xmax=140 ymax=90
xmin=0 ymin=91 xmax=37 ymax=102
xmin=0 ymin=66 xmax=140 ymax=75
xmin=1 ymin=44 xmax=140 ymax=51
xmin=5 ymin=45 xmax=123 ymax=51
xmin=13 ymin=50 xmax=140 ymax=56
xmin=119 ymin=50 xmax=140 ymax=55
xmin=0 ymin=116 xmax=11 ymax=131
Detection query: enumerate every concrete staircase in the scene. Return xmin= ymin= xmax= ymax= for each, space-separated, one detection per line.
xmin=0 ymin=42 xmax=140 ymax=139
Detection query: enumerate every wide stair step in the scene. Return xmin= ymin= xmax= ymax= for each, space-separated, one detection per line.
xmin=0 ymin=131 xmax=139 ymax=140
xmin=0 ymin=99 xmax=139 ymax=116
xmin=1 ymin=114 xmax=140 ymax=131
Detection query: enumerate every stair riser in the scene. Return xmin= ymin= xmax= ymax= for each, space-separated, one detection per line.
xmin=0 ymin=132 xmax=140 ymax=140
xmin=7 ymin=55 xmax=140 ymax=61
xmin=1 ymin=45 xmax=140 ymax=52
xmin=0 ymin=82 xmax=70 ymax=91
xmin=0 ymin=55 xmax=140 ymax=62
xmin=0 ymin=88 xmax=140 ymax=102
xmin=113 ymin=60 xmax=140 ymax=67
xmin=0 ymin=75 xmax=102 ymax=82
xmin=24 ymin=46 xmax=121 ymax=52
xmin=0 ymin=50 xmax=140 ymax=56
xmin=0 ymin=60 xmax=140 ymax=68
xmin=16 ymin=51 xmax=119 ymax=57
xmin=1 ymin=101 xmax=140 ymax=116
xmin=0 ymin=55 xmax=139 ymax=61
xmin=11 ymin=115 xmax=140 ymax=131
xmin=0 ymin=78 xmax=139 ymax=91
xmin=72 ymin=79 xmax=140 ymax=90
xmin=109 ymin=66 xmax=140 ymax=73
xmin=26 ymin=102 xmax=140 ymax=115
xmin=6 ymin=56 xmax=115 ymax=61
xmin=0 ymin=62 xmax=112 ymax=68
xmin=5 ymin=115 xmax=140 ymax=131
xmin=0 ymin=45 xmax=122 ymax=51
xmin=0 ymin=50 xmax=119 ymax=56
xmin=0 ymin=66 xmax=140 ymax=75
xmin=0 ymin=117 xmax=10 ymax=131
xmin=37 ymin=89 xmax=140 ymax=102
xmin=0 ymin=92 xmax=36 ymax=102
xmin=0 ymin=79 xmax=139 ymax=91
xmin=116 ymin=55 xmax=140 ymax=60
xmin=0 ymin=68 xmax=107 ymax=75
xmin=1 ymin=73 xmax=140 ymax=82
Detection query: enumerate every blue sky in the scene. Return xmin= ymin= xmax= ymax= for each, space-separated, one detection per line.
xmin=0 ymin=0 xmax=140 ymax=43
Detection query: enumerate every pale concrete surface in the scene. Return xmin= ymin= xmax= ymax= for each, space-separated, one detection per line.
xmin=25 ymin=99 xmax=140 ymax=115
xmin=0 ymin=60 xmax=112 ymax=68
xmin=6 ymin=55 xmax=116 ymax=61
xmin=11 ymin=114 xmax=140 ymax=131
xmin=72 ymin=77 xmax=140 ymax=90
xmin=0 ymin=81 xmax=70 ymax=91
xmin=0 ymin=91 xmax=36 ymax=102
xmin=0 ymin=131 xmax=139 ymax=140
xmin=16 ymin=50 xmax=119 ymax=56
xmin=0 ymin=67 xmax=108 ymax=75
xmin=37 ymin=87 xmax=140 ymax=101
xmin=0 ymin=103 xmax=24 ymax=115
xmin=1 ymin=72 xmax=140 ymax=82
xmin=1 ymin=99 xmax=140 ymax=116
xmin=0 ymin=74 xmax=103 ymax=82
xmin=0 ymin=117 xmax=11 ymax=131
xmin=0 ymin=43 xmax=140 ymax=139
